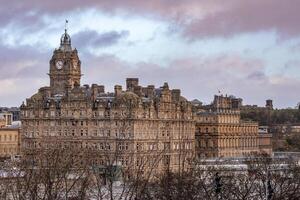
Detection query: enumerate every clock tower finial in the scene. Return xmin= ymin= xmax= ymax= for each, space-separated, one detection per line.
xmin=60 ymin=20 xmax=72 ymax=52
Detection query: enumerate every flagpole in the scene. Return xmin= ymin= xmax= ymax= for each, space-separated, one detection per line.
xmin=65 ymin=19 xmax=68 ymax=33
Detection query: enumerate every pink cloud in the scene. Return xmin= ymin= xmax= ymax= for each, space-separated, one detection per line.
xmin=184 ymin=0 xmax=300 ymax=39
xmin=3 ymin=0 xmax=300 ymax=39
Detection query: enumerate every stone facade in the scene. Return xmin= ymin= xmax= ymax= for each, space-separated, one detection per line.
xmin=20 ymin=30 xmax=194 ymax=172
xmin=0 ymin=128 xmax=21 ymax=159
xmin=195 ymin=95 xmax=264 ymax=158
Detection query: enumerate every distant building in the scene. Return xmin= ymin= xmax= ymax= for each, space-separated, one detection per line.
xmin=0 ymin=107 xmax=20 ymax=121
xmin=0 ymin=126 xmax=21 ymax=160
xmin=0 ymin=112 xmax=13 ymax=128
xmin=258 ymin=126 xmax=272 ymax=155
xmin=195 ymin=95 xmax=272 ymax=158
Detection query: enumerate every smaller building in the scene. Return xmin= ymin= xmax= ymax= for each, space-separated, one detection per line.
xmin=0 ymin=112 xmax=13 ymax=128
xmin=0 ymin=127 xmax=21 ymax=160
xmin=195 ymin=95 xmax=272 ymax=159
xmin=258 ymin=126 xmax=272 ymax=155
xmin=0 ymin=107 xmax=20 ymax=121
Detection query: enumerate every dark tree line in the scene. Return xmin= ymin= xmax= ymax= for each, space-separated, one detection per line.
xmin=241 ymin=109 xmax=300 ymax=126
xmin=1 ymin=151 xmax=300 ymax=200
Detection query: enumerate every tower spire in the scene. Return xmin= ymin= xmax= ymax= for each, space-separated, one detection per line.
xmin=59 ymin=20 xmax=72 ymax=51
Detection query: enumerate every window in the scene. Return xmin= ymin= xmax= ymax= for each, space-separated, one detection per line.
xmin=136 ymin=143 xmax=143 ymax=151
xmin=100 ymin=143 xmax=104 ymax=150
xmin=118 ymin=143 xmax=128 ymax=151
xmin=162 ymin=155 xmax=170 ymax=165
xmin=163 ymin=142 xmax=170 ymax=150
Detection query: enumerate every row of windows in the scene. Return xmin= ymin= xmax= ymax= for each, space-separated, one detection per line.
xmin=197 ymin=137 xmax=258 ymax=148
xmin=24 ymin=141 xmax=193 ymax=152
xmin=24 ymin=129 xmax=132 ymax=138
xmin=0 ymin=147 xmax=18 ymax=154
xmin=0 ymin=134 xmax=18 ymax=142
xmin=198 ymin=115 xmax=240 ymax=124
xmin=23 ymin=120 xmax=131 ymax=127
xmin=197 ymin=126 xmax=257 ymax=134
xmin=23 ymin=108 xmax=193 ymax=121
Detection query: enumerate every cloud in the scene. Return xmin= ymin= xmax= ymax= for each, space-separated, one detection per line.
xmin=0 ymin=44 xmax=48 ymax=80
xmin=1 ymin=0 xmax=300 ymax=40
xmin=72 ymin=30 xmax=129 ymax=50
xmin=183 ymin=0 xmax=300 ymax=40
xmin=0 ymin=0 xmax=300 ymax=108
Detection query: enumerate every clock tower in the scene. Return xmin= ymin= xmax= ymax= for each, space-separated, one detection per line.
xmin=49 ymin=27 xmax=81 ymax=95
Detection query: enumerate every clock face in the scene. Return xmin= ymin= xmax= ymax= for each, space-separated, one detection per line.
xmin=73 ymin=60 xmax=78 ymax=69
xmin=56 ymin=60 xmax=63 ymax=70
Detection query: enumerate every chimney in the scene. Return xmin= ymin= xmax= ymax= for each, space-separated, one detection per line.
xmin=83 ymin=84 xmax=89 ymax=89
xmin=266 ymin=99 xmax=273 ymax=110
xmin=98 ymin=85 xmax=105 ymax=93
xmin=91 ymin=84 xmax=105 ymax=99
xmin=126 ymin=78 xmax=139 ymax=91
xmin=142 ymin=85 xmax=155 ymax=98
xmin=114 ymin=85 xmax=122 ymax=96
xmin=134 ymin=86 xmax=143 ymax=96
xmin=232 ymin=98 xmax=242 ymax=109
xmin=171 ymin=89 xmax=181 ymax=101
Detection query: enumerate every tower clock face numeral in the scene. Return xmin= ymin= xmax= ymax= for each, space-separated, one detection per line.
xmin=56 ymin=60 xmax=63 ymax=70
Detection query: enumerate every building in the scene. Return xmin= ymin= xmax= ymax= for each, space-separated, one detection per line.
xmin=195 ymin=95 xmax=269 ymax=158
xmin=0 ymin=112 xmax=13 ymax=128
xmin=0 ymin=107 xmax=21 ymax=121
xmin=0 ymin=110 xmax=21 ymax=160
xmin=258 ymin=126 xmax=272 ymax=155
xmin=0 ymin=127 xmax=21 ymax=160
xmin=20 ymin=29 xmax=195 ymax=173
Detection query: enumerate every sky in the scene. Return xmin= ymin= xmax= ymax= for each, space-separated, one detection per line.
xmin=0 ymin=0 xmax=300 ymax=108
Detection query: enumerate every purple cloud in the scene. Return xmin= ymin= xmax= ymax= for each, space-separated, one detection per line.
xmin=2 ymin=1 xmax=300 ymax=40
xmin=184 ymin=0 xmax=300 ymax=39
xmin=72 ymin=30 xmax=129 ymax=50
xmin=0 ymin=0 xmax=299 ymax=109
xmin=0 ymin=44 xmax=48 ymax=80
